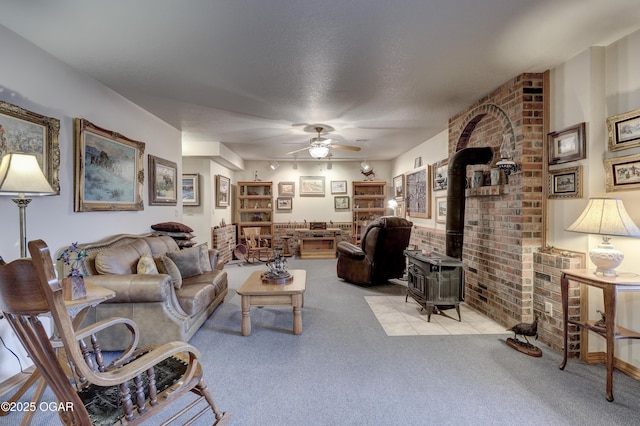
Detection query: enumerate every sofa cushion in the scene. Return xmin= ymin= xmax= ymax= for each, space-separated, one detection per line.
xmin=175 ymin=282 xmax=217 ymax=316
xmin=151 ymin=222 xmax=194 ymax=233
xmin=156 ymin=256 xmax=183 ymax=289
xmin=195 ymin=244 xmax=212 ymax=272
xmin=137 ymin=255 xmax=158 ymax=274
xmin=95 ymin=239 xmax=152 ymax=275
xmin=166 ymin=248 xmax=203 ymax=279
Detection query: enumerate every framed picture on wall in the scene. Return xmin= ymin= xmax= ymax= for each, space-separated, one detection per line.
xmin=182 ymin=173 xmax=200 ymax=206
xmin=331 ymin=180 xmax=347 ymax=194
xmin=278 ymin=181 xmax=295 ymax=196
xmin=300 ymin=176 xmax=325 ymax=196
xmin=435 ymin=196 xmax=447 ymax=223
xmin=73 ymin=118 xmax=145 ymax=212
xmin=604 ymin=152 xmax=640 ymax=192
xmin=276 ymin=197 xmax=292 ymax=210
xmin=432 ymin=158 xmax=448 ymax=191
xmin=216 ymin=174 xmax=230 ymax=207
xmin=0 ymin=100 xmax=61 ymax=194
xmin=395 ymin=200 xmax=406 ymax=218
xmin=607 ymin=108 xmax=640 ymax=151
xmin=548 ymin=166 xmax=582 ymax=199
xmin=148 ymin=155 xmax=178 ymax=206
xmin=393 ymin=174 xmax=404 ymax=199
xmin=334 ymin=195 xmax=350 ymax=210
xmin=548 ymin=122 xmax=586 ymax=165
xmin=405 ymin=165 xmax=430 ymax=218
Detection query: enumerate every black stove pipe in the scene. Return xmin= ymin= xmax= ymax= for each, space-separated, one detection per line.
xmin=445 ymin=147 xmax=494 ymax=259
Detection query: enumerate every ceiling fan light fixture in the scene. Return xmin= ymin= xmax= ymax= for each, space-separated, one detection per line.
xmin=360 ymin=160 xmax=371 ymax=172
xmin=309 ymin=144 xmax=329 ymax=159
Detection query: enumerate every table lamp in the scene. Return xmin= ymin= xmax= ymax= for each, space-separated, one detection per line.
xmin=566 ymin=198 xmax=640 ymax=276
xmin=0 ymin=153 xmax=55 ymax=258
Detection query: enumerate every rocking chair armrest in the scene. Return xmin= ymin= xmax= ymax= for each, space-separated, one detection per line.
xmin=79 ymin=340 xmax=203 ymax=388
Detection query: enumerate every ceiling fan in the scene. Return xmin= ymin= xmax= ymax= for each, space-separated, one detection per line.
xmin=286 ymin=124 xmax=361 ymax=159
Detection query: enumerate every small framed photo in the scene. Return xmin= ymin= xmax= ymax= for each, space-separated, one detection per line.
xmin=548 ymin=166 xmax=582 ymax=199
xmin=182 ymin=173 xmax=199 ymax=206
xmin=393 ymin=174 xmax=404 ymax=199
xmin=604 ymin=152 xmax=640 ymax=192
xmin=432 ymin=159 xmax=448 ymax=191
xmin=334 ymin=195 xmax=350 ymax=210
xmin=607 ymin=108 xmax=640 ymax=151
xmin=149 ymin=155 xmax=178 ymax=206
xmin=395 ymin=200 xmax=406 ymax=218
xmin=278 ymin=181 xmax=295 ymax=196
xmin=216 ymin=175 xmax=230 ymax=207
xmin=331 ymin=180 xmax=347 ymax=194
xmin=300 ymin=176 xmax=325 ymax=196
xmin=277 ymin=197 xmax=292 ymax=210
xmin=414 ymin=156 xmax=422 ymax=168
xmin=435 ymin=196 xmax=447 ymax=224
xmin=548 ymin=123 xmax=586 ymax=165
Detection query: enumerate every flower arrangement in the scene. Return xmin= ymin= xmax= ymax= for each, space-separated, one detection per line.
xmin=57 ymin=242 xmax=88 ymax=278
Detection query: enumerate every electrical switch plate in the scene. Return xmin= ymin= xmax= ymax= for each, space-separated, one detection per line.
xmin=544 ymin=301 xmax=553 ymax=316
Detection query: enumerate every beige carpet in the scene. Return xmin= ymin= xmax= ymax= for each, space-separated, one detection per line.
xmin=365 ymin=295 xmax=510 ymax=336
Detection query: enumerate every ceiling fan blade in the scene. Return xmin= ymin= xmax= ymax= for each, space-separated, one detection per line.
xmin=286 ymin=146 xmax=311 ymax=155
xmin=329 ymin=144 xmax=361 ymax=151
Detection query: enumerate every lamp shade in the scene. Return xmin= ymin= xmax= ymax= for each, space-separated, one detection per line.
xmin=566 ymin=198 xmax=640 ymax=237
xmin=0 ymin=153 xmax=55 ymax=196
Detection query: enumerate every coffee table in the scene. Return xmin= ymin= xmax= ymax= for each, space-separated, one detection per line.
xmin=236 ymin=269 xmax=306 ymax=336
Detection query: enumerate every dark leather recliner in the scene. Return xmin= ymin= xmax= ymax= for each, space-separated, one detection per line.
xmin=337 ymin=216 xmax=413 ymax=285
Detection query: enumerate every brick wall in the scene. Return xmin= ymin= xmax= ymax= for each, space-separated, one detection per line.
xmin=448 ymin=73 xmax=545 ymax=326
xmin=211 ymin=224 xmax=236 ymax=264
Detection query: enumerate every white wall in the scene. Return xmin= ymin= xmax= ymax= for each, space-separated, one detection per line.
xmin=0 ymin=25 xmax=183 ymax=261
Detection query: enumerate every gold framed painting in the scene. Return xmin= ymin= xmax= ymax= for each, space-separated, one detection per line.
xmin=548 ymin=166 xmax=582 ymax=199
xmin=604 ymin=153 xmax=640 ymax=192
xmin=73 ymin=118 xmax=144 ymax=212
xmin=435 ymin=196 xmax=447 ymax=223
xmin=182 ymin=173 xmax=200 ymax=206
xmin=607 ymin=108 xmax=640 ymax=152
xmin=300 ymin=176 xmax=325 ymax=196
xmin=216 ymin=175 xmax=231 ymax=207
xmin=0 ymin=100 xmax=60 ymax=193
xmin=405 ymin=165 xmax=430 ymax=218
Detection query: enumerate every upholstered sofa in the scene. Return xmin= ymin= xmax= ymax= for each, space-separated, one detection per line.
xmin=337 ymin=216 xmax=413 ymax=285
xmin=65 ymin=234 xmax=228 ymax=351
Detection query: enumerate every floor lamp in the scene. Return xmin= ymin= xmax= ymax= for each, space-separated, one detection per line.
xmin=0 ymin=153 xmax=55 ymax=258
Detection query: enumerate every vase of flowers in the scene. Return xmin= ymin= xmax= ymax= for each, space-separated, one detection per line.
xmin=57 ymin=242 xmax=88 ymax=300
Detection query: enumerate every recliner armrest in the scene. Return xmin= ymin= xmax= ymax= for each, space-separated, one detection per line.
xmin=337 ymin=241 xmax=366 ymax=260
xmin=208 ymin=248 xmax=224 ymax=270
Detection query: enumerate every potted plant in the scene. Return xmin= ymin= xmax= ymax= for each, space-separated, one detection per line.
xmin=57 ymin=242 xmax=88 ymax=300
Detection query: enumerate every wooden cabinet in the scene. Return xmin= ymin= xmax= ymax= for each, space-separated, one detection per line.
xmin=352 ymin=181 xmax=386 ymax=244
xmin=299 ymin=237 xmax=336 ymax=259
xmin=237 ymin=181 xmax=274 ymax=249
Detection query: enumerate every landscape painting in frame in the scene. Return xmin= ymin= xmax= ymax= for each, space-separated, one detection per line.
xmin=0 ymin=100 xmax=61 ymax=193
xmin=604 ymin=153 xmax=640 ymax=192
xmin=300 ymin=176 xmax=325 ymax=196
xmin=548 ymin=166 xmax=582 ymax=199
xmin=607 ymin=108 xmax=640 ymax=151
xmin=74 ymin=118 xmax=144 ymax=212
xmin=182 ymin=173 xmax=199 ymax=206
xmin=148 ymin=155 xmax=178 ymax=206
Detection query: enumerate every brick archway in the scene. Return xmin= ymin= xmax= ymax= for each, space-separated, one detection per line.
xmin=455 ymin=103 xmax=515 ymax=153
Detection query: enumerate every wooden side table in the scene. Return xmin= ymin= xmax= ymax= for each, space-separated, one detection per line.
xmin=559 ymin=269 xmax=640 ymax=402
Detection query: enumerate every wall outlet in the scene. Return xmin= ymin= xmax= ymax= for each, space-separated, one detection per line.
xmin=544 ymin=301 xmax=553 ymax=316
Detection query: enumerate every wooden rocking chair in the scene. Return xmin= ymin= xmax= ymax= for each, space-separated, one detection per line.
xmin=0 ymin=240 xmax=230 ymax=425
xmin=242 ymin=227 xmax=273 ymax=263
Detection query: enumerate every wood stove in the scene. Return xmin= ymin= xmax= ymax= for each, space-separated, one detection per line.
xmin=405 ymin=250 xmax=464 ymax=322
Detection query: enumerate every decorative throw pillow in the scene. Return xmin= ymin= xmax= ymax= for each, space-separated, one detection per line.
xmin=195 ymin=244 xmax=212 ymax=272
xmin=155 ymin=256 xmax=183 ymax=289
xmin=137 ymin=255 xmax=158 ymax=274
xmin=151 ymin=222 xmax=194 ymax=233
xmin=166 ymin=248 xmax=203 ymax=279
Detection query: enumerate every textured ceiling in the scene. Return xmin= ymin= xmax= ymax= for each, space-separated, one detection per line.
xmin=1 ymin=0 xmax=639 ymax=161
